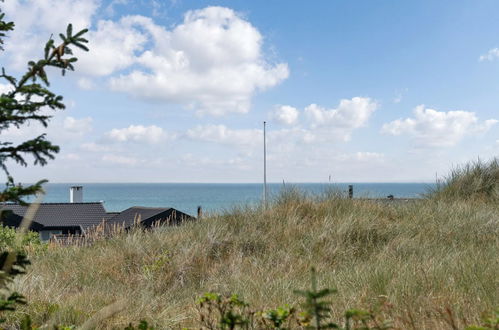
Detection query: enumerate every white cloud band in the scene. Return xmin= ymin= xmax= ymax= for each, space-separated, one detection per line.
xmin=382 ymin=105 xmax=498 ymax=147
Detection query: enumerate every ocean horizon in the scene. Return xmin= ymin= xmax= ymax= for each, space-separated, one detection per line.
xmin=25 ymin=182 xmax=437 ymax=216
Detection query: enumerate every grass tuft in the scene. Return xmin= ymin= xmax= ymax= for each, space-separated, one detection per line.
xmin=429 ymin=157 xmax=499 ymax=202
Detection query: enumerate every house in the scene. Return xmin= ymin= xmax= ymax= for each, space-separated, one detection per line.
xmin=106 ymin=206 xmax=192 ymax=229
xmin=0 ymin=186 xmax=194 ymax=240
xmin=0 ymin=202 xmax=107 ymax=240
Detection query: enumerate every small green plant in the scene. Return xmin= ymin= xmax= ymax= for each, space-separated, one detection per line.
xmin=344 ymin=309 xmax=370 ymax=330
xmin=294 ymin=267 xmax=338 ymax=329
xmin=344 ymin=309 xmax=391 ymax=330
xmin=194 ymin=268 xmax=396 ymax=329
xmin=197 ymin=293 xmax=251 ymax=329
xmin=261 ymin=305 xmax=295 ymax=329
xmin=17 ymin=315 xmax=76 ymax=330
xmin=465 ymin=309 xmax=499 ymax=330
xmin=142 ymin=250 xmax=171 ymax=277
xmin=125 ymin=320 xmax=155 ymax=330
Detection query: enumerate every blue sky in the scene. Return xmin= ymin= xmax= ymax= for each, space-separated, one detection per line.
xmin=1 ymin=0 xmax=498 ymax=183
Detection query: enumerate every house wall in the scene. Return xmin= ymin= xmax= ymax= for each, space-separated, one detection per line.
xmin=40 ymin=230 xmax=62 ymax=241
xmin=39 ymin=227 xmax=81 ymax=241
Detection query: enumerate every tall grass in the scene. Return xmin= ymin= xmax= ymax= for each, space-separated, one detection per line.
xmin=429 ymin=157 xmax=499 ymax=202
xmin=8 ymin=187 xmax=498 ymax=328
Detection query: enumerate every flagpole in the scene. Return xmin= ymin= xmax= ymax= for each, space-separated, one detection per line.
xmin=263 ymin=121 xmax=267 ymax=208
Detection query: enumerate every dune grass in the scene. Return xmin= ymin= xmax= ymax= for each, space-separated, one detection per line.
xmin=7 ymin=187 xmax=498 ymax=328
xmin=429 ymin=157 xmax=499 ymax=202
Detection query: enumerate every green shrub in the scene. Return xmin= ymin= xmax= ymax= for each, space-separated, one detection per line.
xmin=0 ymin=225 xmax=41 ymax=251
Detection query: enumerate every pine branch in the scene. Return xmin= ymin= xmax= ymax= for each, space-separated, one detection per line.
xmin=14 ymin=24 xmax=88 ymax=90
xmin=0 ymin=16 xmax=89 ymax=203
xmin=0 ymin=11 xmax=14 ymax=51
xmin=0 ymin=135 xmax=59 ymax=167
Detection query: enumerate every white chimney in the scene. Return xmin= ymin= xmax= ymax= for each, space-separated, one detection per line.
xmin=70 ymin=186 xmax=83 ymax=203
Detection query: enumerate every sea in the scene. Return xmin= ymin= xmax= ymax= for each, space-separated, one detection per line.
xmin=28 ymin=183 xmax=435 ymax=216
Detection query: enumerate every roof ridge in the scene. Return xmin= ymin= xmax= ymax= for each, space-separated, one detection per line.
xmin=128 ymin=206 xmax=171 ymax=209
xmin=1 ymin=202 xmax=104 ymax=205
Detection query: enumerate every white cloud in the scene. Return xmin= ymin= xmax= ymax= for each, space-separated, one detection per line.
xmin=104 ymin=124 xmax=171 ymax=144
xmin=186 ymin=124 xmax=261 ymax=146
xmin=102 ymin=154 xmax=139 ymax=166
xmin=382 ymin=105 xmax=498 ymax=147
xmin=77 ymin=78 xmax=95 ymax=90
xmin=180 ymin=153 xmax=251 ymax=170
xmin=80 ymin=142 xmax=112 ymax=152
xmin=338 ymin=152 xmax=385 ymax=162
xmin=266 ymin=97 xmax=378 ymax=143
xmin=305 ymin=97 xmax=378 ymax=129
xmin=77 ymin=16 xmax=148 ymax=76
xmin=1 ymin=0 xmax=99 ymax=69
xmin=291 ymin=97 xmax=379 ymax=142
xmin=104 ymin=0 xmax=129 ymax=16
xmin=479 ymin=48 xmax=499 ymax=61
xmin=272 ymin=105 xmax=299 ymax=126
xmin=61 ymin=153 xmax=81 ymax=161
xmin=356 ymin=152 xmax=384 ymax=161
xmin=105 ymin=7 xmax=289 ymax=115
xmin=185 ymin=125 xmax=319 ymax=164
xmin=3 ymin=4 xmax=288 ymax=116
xmin=63 ymin=116 xmax=93 ymax=135
xmin=269 ymin=127 xmax=316 ymax=146
xmin=253 ymin=96 xmax=380 ymax=149
xmin=1 ymin=114 xmax=93 ymax=143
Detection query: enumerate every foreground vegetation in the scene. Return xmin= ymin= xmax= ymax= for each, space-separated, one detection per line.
xmin=2 ymin=188 xmax=496 ymax=328
xmin=0 ymin=158 xmax=496 ymax=328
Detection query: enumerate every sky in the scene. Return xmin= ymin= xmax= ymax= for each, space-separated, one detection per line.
xmin=1 ymin=0 xmax=499 ymax=183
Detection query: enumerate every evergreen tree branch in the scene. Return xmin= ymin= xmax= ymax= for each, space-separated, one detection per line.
xmin=0 ymin=135 xmax=59 ymax=168
xmin=0 ymin=3 xmax=89 ymax=204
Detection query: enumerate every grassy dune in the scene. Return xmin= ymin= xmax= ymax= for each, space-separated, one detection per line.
xmin=430 ymin=158 xmax=499 ymax=202
xmin=10 ymin=189 xmax=499 ymax=329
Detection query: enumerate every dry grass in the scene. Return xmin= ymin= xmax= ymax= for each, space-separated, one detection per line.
xmin=429 ymin=157 xmax=499 ymax=202
xmin=9 ymin=192 xmax=499 ymax=329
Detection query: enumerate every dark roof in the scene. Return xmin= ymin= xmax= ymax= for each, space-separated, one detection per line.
xmin=0 ymin=203 xmax=107 ymax=231
xmin=107 ymin=207 xmax=173 ymax=228
xmin=0 ymin=209 xmax=45 ymax=231
xmin=104 ymin=212 xmax=120 ymax=221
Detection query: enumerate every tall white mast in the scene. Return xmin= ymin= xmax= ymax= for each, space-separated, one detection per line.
xmin=263 ymin=121 xmax=267 ymax=207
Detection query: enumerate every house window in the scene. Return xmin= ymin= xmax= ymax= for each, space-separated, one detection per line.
xmin=40 ymin=230 xmax=62 ymax=241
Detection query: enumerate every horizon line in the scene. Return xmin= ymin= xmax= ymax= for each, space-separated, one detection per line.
xmin=23 ymin=181 xmax=438 ymax=185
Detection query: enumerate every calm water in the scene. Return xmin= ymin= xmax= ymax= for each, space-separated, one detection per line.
xmin=28 ymin=183 xmax=435 ymax=216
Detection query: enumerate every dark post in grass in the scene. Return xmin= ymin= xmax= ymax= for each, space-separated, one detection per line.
xmin=348 ymin=185 xmax=353 ymax=199
xmin=197 ymin=206 xmax=203 ymax=219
